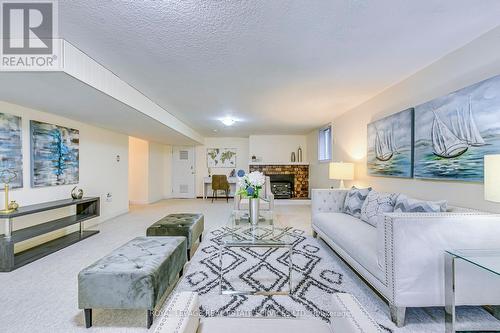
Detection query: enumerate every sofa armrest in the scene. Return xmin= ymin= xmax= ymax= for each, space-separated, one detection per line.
xmin=154 ymin=292 xmax=199 ymax=333
xmin=383 ymin=212 xmax=500 ymax=306
xmin=311 ymin=189 xmax=348 ymax=216
xmin=331 ymin=293 xmax=383 ymax=332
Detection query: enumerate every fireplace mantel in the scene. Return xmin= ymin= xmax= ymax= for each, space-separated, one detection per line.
xmin=249 ymin=162 xmax=309 ymax=166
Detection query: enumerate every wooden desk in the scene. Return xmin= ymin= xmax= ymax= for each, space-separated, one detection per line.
xmin=202 ymin=177 xmax=238 ymax=199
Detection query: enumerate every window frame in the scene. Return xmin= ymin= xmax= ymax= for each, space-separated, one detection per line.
xmin=318 ymin=124 xmax=332 ymax=163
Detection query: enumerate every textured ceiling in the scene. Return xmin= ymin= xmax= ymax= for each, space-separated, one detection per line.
xmin=58 ymin=0 xmax=500 ymax=137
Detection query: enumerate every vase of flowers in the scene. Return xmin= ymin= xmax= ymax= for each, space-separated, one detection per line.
xmin=237 ymin=170 xmax=266 ymax=225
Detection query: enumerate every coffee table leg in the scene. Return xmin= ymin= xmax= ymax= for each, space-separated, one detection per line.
xmin=445 ymin=252 xmax=456 ymax=333
xmin=288 ymin=245 xmax=293 ymax=293
xmin=219 ymin=245 xmax=223 ymax=295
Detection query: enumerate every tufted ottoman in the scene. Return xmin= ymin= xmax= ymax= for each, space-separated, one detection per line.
xmin=78 ymin=236 xmax=187 ymax=329
xmin=146 ymin=213 xmax=204 ymax=260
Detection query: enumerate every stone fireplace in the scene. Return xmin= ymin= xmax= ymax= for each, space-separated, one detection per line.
xmin=249 ymin=164 xmax=309 ymax=199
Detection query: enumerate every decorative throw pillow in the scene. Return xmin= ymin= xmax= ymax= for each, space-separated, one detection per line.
xmin=393 ymin=194 xmax=447 ymax=213
xmin=360 ymin=190 xmax=398 ymax=227
xmin=343 ymin=186 xmax=372 ymax=218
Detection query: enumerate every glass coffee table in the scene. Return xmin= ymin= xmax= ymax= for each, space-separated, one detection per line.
xmin=218 ymin=211 xmax=295 ymax=296
xmin=445 ymin=249 xmax=500 ymax=333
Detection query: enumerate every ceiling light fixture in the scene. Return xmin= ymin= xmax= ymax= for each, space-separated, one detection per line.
xmin=220 ymin=117 xmax=236 ymax=126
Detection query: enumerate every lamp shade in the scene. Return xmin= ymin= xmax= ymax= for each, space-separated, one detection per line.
xmin=329 ymin=162 xmax=354 ymax=180
xmin=485 ymin=155 xmax=500 ymax=203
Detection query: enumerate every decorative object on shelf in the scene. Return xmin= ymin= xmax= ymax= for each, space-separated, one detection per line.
xmin=229 ymin=169 xmax=236 ymax=177
xmin=414 ymin=75 xmax=500 ymax=182
xmin=7 ymin=200 xmax=19 ymax=211
xmin=291 ymin=151 xmax=296 ymax=162
xmin=251 ymin=155 xmax=257 ymax=162
xmin=329 ymin=162 xmax=354 ymax=189
xmin=485 ymin=154 xmax=500 ymax=202
xmin=71 ymin=186 xmax=84 ymax=200
xmin=367 ymin=108 xmax=414 ymax=178
xmin=297 ymin=146 xmax=303 ymax=162
xmin=0 ymin=169 xmax=18 ymax=213
xmin=31 ymin=120 xmax=80 ymax=187
xmin=207 ymin=148 xmax=236 ymax=168
xmin=237 ymin=170 xmax=266 ymax=225
xmin=0 ymin=113 xmax=23 ymax=189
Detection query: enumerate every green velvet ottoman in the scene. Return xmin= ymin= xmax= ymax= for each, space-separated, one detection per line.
xmin=78 ymin=236 xmax=187 ymax=329
xmin=146 ymin=213 xmax=204 ymax=260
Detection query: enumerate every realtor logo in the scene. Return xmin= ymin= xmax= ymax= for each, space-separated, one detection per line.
xmin=1 ymin=0 xmax=60 ymax=70
xmin=2 ymin=1 xmax=53 ymax=54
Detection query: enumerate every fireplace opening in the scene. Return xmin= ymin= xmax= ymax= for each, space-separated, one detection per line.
xmin=269 ymin=174 xmax=294 ymax=199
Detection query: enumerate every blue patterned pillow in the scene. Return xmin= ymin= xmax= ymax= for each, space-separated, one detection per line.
xmin=360 ymin=190 xmax=398 ymax=227
xmin=394 ymin=194 xmax=447 ymax=213
xmin=343 ymin=186 xmax=372 ymax=218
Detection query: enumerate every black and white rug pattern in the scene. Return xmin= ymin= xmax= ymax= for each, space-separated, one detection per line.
xmin=174 ymin=227 xmax=500 ymax=333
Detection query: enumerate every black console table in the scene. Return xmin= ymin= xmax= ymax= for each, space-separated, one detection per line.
xmin=0 ymin=197 xmax=100 ymax=272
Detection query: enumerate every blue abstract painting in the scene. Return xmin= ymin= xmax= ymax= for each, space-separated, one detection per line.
xmin=414 ymin=75 xmax=500 ymax=182
xmin=31 ymin=120 xmax=79 ymax=187
xmin=0 ymin=113 xmax=23 ymax=188
xmin=367 ymin=108 xmax=414 ymax=178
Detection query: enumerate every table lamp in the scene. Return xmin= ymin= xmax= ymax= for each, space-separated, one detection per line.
xmin=329 ymin=162 xmax=354 ymax=189
xmin=485 ymin=155 xmax=500 ymax=203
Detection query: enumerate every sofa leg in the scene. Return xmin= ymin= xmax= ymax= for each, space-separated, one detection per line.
xmin=147 ymin=310 xmax=153 ymax=329
xmin=390 ymin=305 xmax=406 ymax=327
xmin=312 ymin=230 xmax=317 ymax=238
xmin=199 ymin=233 xmax=203 ymax=243
xmin=84 ymin=309 xmax=92 ymax=328
xmin=187 ymin=249 xmax=191 ymax=261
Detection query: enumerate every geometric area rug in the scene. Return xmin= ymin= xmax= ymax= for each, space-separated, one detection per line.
xmin=173 ymin=227 xmax=500 ymax=333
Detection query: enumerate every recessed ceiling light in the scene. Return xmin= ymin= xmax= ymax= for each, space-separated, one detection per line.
xmin=213 ymin=129 xmax=218 ymax=132
xmin=220 ymin=117 xmax=236 ymax=126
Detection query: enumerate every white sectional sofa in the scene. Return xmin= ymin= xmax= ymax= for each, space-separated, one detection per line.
xmin=311 ymin=188 xmax=500 ymax=327
xmin=154 ymin=292 xmax=383 ymax=333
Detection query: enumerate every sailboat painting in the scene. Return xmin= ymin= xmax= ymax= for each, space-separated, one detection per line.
xmin=414 ymin=75 xmax=500 ymax=182
xmin=367 ymin=109 xmax=414 ymax=178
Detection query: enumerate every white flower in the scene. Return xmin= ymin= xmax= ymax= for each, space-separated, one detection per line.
xmin=247 ymin=171 xmax=266 ymax=187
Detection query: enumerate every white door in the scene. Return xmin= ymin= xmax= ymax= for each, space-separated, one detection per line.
xmin=172 ymin=146 xmax=196 ymax=198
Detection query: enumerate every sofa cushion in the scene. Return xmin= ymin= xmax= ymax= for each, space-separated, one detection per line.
xmin=199 ymin=317 xmax=331 ymax=333
xmin=360 ymin=190 xmax=398 ymax=227
xmin=313 ymin=212 xmax=384 ymax=282
xmin=343 ymin=187 xmax=372 ymax=218
xmin=394 ymin=194 xmax=447 ymax=213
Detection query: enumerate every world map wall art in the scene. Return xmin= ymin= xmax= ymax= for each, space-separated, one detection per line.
xmin=367 ymin=108 xmax=414 ymax=178
xmin=207 ymin=148 xmax=236 ymax=168
xmin=31 ymin=120 xmax=80 ymax=187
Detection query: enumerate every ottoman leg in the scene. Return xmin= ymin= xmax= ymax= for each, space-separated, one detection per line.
xmin=84 ymin=309 xmax=92 ymax=328
xmin=187 ymin=249 xmax=191 ymax=261
xmin=147 ymin=310 xmax=153 ymax=329
xmin=199 ymin=234 xmax=203 ymax=243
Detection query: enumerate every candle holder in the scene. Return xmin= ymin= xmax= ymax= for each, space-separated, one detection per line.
xmin=0 ymin=169 xmax=18 ymax=214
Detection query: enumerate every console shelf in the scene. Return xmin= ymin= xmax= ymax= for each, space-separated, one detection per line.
xmin=0 ymin=197 xmax=100 ymax=272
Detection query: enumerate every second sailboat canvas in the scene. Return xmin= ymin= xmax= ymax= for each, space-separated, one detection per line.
xmin=367 ymin=108 xmax=414 ymax=178
xmin=414 ymin=74 xmax=500 ymax=181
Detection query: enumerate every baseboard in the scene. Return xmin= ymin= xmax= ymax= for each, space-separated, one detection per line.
xmin=84 ymin=208 xmax=130 ymax=228
xmin=129 ymin=200 xmax=149 ymax=205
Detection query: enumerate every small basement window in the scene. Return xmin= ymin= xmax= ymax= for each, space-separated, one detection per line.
xmin=318 ymin=125 xmax=332 ymax=162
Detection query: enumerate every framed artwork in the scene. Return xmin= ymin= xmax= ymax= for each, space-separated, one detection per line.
xmin=207 ymin=148 xmax=236 ymax=168
xmin=0 ymin=113 xmax=23 ymax=188
xmin=414 ymin=74 xmax=500 ymax=182
xmin=31 ymin=120 xmax=80 ymax=187
xmin=367 ymin=108 xmax=414 ymax=178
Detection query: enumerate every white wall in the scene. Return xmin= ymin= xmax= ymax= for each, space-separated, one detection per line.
xmin=129 ymin=137 xmax=172 ymax=204
xmin=195 ymin=137 xmax=249 ymax=197
xmin=309 ymin=26 xmax=500 ymax=213
xmin=0 ymin=100 xmax=129 ymax=252
xmin=249 ymin=135 xmax=307 ymax=163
